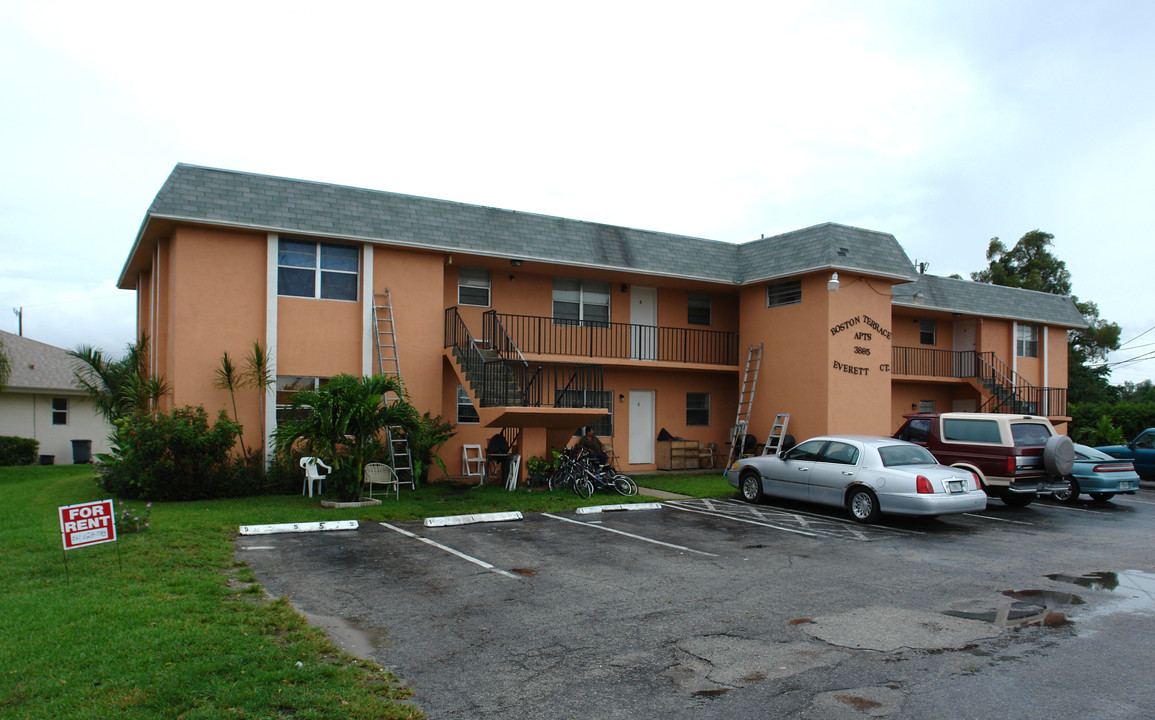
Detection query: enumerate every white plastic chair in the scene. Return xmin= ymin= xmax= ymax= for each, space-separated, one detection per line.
xmin=462 ymin=444 xmax=485 ymax=481
xmin=364 ymin=462 xmax=399 ymax=500
xmin=300 ymin=456 xmax=331 ymax=498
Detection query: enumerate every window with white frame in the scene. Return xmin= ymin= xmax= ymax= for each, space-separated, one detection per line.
xmin=457 ymin=385 xmax=480 ymax=424
xmin=557 ymin=389 xmax=613 ymax=436
xmin=920 ymin=319 xmax=936 ymax=346
xmin=277 ymin=238 xmax=359 ymax=301
xmin=275 ymin=376 xmax=329 ymax=426
xmin=1016 ymin=324 xmax=1039 ymax=358
xmin=552 ymin=278 xmax=610 ymax=327
xmin=766 ymin=280 xmax=802 ymax=308
xmin=918 ymin=399 xmax=936 ymax=413
xmin=688 ymin=292 xmax=712 ymax=325
xmin=686 ymin=392 xmax=710 ymax=426
xmin=458 ymin=268 xmax=491 ymax=307
xmin=52 ymin=397 xmax=67 ymax=425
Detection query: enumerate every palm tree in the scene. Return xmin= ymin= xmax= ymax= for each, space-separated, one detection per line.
xmin=243 ymin=342 xmax=275 ymax=459
xmin=214 ymin=350 xmax=247 ymax=453
xmin=272 ymin=374 xmax=418 ymax=500
xmin=69 ymin=335 xmax=170 ymax=422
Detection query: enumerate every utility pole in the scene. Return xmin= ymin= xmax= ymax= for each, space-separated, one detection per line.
xmin=12 ymin=307 xmax=21 ymax=336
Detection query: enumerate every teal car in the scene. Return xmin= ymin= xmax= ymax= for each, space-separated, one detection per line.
xmin=1053 ymin=444 xmax=1141 ymax=504
xmin=1096 ymin=429 xmax=1155 ymax=478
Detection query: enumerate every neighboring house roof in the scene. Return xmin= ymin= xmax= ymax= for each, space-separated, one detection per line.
xmin=891 ymin=274 xmax=1088 ymax=329
xmin=0 ymin=330 xmax=85 ymax=394
xmin=119 ymin=163 xmax=917 ymax=288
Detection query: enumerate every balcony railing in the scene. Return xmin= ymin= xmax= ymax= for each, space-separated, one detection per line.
xmin=485 ymin=311 xmax=739 ymax=365
xmin=892 ymin=346 xmax=1067 ymax=416
xmin=444 ymin=308 xmax=604 ymax=409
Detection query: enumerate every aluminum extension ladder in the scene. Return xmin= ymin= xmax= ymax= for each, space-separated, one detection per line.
xmin=722 ymin=343 xmax=763 ymax=474
xmin=374 ymin=289 xmax=415 ymax=487
xmin=762 ymin=413 xmax=790 ymax=456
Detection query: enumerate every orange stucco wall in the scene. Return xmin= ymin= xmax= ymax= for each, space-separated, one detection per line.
xmin=167 ymin=227 xmax=269 ymax=447
xmin=825 ymin=275 xmax=895 ymax=435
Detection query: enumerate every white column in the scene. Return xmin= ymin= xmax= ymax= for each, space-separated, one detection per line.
xmin=265 ymin=234 xmax=279 ymax=464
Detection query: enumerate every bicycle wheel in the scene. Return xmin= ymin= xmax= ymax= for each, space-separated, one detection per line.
xmin=547 ymin=466 xmax=569 ymax=492
xmin=573 ymin=476 xmax=594 ymax=499
xmin=613 ymin=474 xmax=638 ymax=496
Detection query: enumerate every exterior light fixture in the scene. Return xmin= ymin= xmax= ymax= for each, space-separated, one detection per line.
xmin=827 ymin=272 xmax=840 ymax=292
xmin=510 ymin=259 xmax=523 ymax=267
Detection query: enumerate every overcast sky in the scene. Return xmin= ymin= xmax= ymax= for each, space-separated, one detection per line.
xmin=2 ymin=1 xmax=1153 ymax=384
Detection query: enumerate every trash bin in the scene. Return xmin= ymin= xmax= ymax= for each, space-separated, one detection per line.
xmin=39 ymin=455 xmax=55 ymax=466
xmin=71 ymin=440 xmax=92 ymax=464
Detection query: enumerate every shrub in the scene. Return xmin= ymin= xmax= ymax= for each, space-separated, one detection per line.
xmin=101 ymin=406 xmax=243 ymax=501
xmin=0 ymin=436 xmax=39 ymax=466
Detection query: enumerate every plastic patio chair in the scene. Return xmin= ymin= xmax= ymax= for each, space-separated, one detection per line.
xmin=364 ymin=462 xmax=400 ymax=500
xmin=300 ymin=456 xmax=331 ymax=498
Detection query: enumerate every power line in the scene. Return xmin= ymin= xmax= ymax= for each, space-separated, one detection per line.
xmin=1118 ymin=324 xmax=1155 ymax=349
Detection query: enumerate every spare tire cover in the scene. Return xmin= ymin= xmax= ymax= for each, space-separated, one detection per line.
xmin=1043 ymin=435 xmax=1075 ymax=476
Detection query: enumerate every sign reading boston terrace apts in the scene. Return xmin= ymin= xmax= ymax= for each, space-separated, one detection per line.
xmin=829 ymin=314 xmax=892 ymax=378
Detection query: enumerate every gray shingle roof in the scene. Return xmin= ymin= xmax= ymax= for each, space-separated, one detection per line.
xmin=0 ymin=330 xmax=85 ymax=394
xmin=121 ymin=164 xmax=918 ymax=287
xmin=891 ymin=274 xmax=1088 ymax=328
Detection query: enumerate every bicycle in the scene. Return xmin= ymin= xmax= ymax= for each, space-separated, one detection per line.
xmin=567 ymin=449 xmax=638 ymax=498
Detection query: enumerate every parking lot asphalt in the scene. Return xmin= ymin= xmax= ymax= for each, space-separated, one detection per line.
xmin=237 ymin=486 xmax=1155 ymax=719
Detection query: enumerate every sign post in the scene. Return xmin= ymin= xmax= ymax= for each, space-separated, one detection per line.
xmin=59 ymin=499 xmax=119 ymax=581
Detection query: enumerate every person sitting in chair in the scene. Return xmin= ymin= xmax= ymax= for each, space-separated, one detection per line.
xmin=575 ymin=426 xmax=608 ymax=467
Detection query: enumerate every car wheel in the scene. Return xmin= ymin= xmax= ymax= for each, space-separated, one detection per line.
xmin=1053 ymin=475 xmax=1080 ymax=504
xmin=1089 ymin=492 xmax=1116 ymax=502
xmin=1001 ymin=492 xmax=1033 ymax=508
xmin=740 ymin=471 xmax=764 ymax=504
xmin=847 ymin=487 xmax=880 ymax=524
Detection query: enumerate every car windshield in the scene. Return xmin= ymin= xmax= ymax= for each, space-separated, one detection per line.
xmin=878 ymin=444 xmax=938 ymax=467
xmin=1010 ymin=423 xmax=1053 ymax=447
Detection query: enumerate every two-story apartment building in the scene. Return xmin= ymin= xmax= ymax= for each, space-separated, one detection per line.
xmin=116 ymin=164 xmax=1086 ymax=478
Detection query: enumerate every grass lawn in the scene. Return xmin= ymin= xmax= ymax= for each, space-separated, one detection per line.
xmin=1 ymin=465 xmax=731 ymax=719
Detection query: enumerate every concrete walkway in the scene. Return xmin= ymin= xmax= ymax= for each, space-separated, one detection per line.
xmin=635 ymin=486 xmax=692 ymax=500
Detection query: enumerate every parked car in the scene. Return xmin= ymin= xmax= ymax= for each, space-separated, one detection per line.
xmin=1052 ymin=444 xmax=1142 ymax=504
xmin=1096 ymin=429 xmax=1155 ymax=478
xmin=727 ymin=435 xmax=987 ymax=523
xmin=893 ymin=412 xmax=1073 ymax=507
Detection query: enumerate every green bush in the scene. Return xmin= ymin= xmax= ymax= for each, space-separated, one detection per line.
xmin=0 ymin=436 xmax=39 ymax=466
xmin=100 ymin=406 xmax=243 ymax=500
xmin=1070 ymin=401 xmax=1155 ymax=443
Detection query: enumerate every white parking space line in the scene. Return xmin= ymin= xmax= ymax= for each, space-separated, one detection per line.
xmin=664 ymin=503 xmax=824 ymax=538
xmin=963 ymin=513 xmax=1033 ymax=525
xmin=1116 ymin=497 xmax=1155 ymax=506
xmin=541 ymin=513 xmax=718 ymax=557
xmin=1038 ymin=503 xmax=1107 ymax=514
xmin=672 ymin=498 xmax=923 ymax=538
xmin=380 ymin=522 xmax=520 ymax=579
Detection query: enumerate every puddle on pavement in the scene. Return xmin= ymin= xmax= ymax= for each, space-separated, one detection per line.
xmin=1047 ymin=570 xmax=1155 ymax=620
xmin=692 ymin=688 xmax=731 ymax=700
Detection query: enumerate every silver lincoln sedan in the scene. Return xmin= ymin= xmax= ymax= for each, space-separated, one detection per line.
xmin=727 ymin=435 xmax=987 ymax=523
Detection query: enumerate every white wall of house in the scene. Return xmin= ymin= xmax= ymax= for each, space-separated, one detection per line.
xmin=0 ymin=391 xmax=112 ymax=464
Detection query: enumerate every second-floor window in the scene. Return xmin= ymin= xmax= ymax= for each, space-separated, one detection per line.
xmin=766 ymin=280 xmax=801 ymax=308
xmin=1016 ymin=324 xmax=1039 ymax=358
xmin=688 ymin=293 xmax=712 ymax=326
xmin=458 ymin=268 xmax=491 ymax=307
xmin=278 ymin=239 xmax=358 ymax=301
xmin=920 ymin=319 xmax=936 ymax=346
xmin=553 ymin=279 xmax=610 ymax=327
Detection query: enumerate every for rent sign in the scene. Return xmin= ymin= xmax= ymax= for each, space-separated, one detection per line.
xmin=59 ymin=499 xmax=117 ymax=551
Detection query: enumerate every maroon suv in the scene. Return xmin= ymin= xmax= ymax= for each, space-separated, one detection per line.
xmin=894 ymin=412 xmax=1073 ymax=507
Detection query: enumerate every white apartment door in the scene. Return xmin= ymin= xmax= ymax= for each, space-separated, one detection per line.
xmin=630 ymin=286 xmax=658 ymax=360
xmin=952 ymin=320 xmax=978 ymax=411
xmin=628 ymin=390 xmax=655 ymax=465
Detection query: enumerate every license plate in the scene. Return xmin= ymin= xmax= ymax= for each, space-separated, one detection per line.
xmin=1120 ymin=482 xmax=1133 ymax=490
xmin=948 ymin=480 xmax=964 ymax=493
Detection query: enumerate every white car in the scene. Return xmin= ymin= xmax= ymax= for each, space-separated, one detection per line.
xmin=727 ymin=435 xmax=987 ymax=523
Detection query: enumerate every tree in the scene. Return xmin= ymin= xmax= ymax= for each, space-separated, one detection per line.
xmin=69 ymin=335 xmax=171 ymax=422
xmin=0 ymin=337 xmax=10 ymax=392
xmin=971 ymin=230 xmax=1072 ymax=294
xmin=971 ymin=230 xmax=1121 ymax=403
xmin=272 ymin=374 xmax=418 ymax=501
